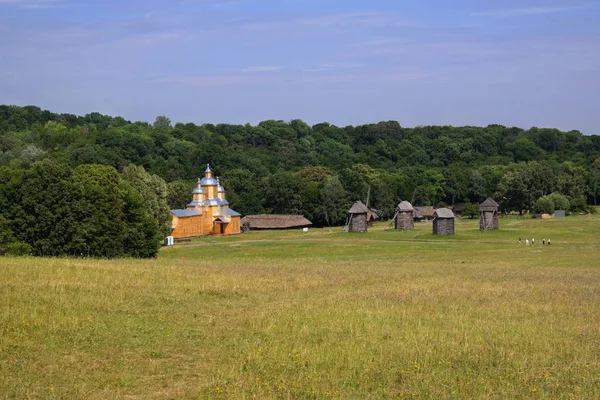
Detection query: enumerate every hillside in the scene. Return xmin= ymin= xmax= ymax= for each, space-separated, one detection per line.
xmin=1 ymin=105 xmax=599 ymax=256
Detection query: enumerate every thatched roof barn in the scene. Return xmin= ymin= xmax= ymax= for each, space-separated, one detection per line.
xmin=395 ymin=201 xmax=414 ymax=230
xmin=367 ymin=209 xmax=378 ymax=227
xmin=479 ymin=198 xmax=499 ymax=231
xmin=348 ymin=201 xmax=369 ymax=232
xmin=240 ymin=215 xmax=312 ymax=230
xmin=413 ymin=206 xmax=435 ymax=221
xmin=433 ymin=208 xmax=455 ymax=236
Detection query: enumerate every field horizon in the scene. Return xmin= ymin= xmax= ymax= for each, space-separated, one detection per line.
xmin=1 ymin=215 xmax=599 ymax=399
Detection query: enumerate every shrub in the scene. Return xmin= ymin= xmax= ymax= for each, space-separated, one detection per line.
xmin=534 ymin=196 xmax=554 ymax=214
xmin=463 ymin=203 xmax=479 ymax=219
xmin=5 ymin=242 xmax=32 ymax=256
xmin=569 ymin=195 xmax=588 ymax=213
xmin=548 ymin=192 xmax=570 ymax=211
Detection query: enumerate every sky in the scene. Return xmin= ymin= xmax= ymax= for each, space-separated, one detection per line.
xmin=0 ymin=0 xmax=599 ymax=133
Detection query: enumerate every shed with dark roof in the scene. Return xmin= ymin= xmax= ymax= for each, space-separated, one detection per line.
xmin=452 ymin=203 xmax=466 ymax=215
xmin=433 ymin=208 xmax=455 ymax=236
xmin=479 ymin=197 xmax=499 ymax=231
xmin=395 ymin=201 xmax=414 ymax=230
xmin=348 ymin=201 xmax=369 ymax=232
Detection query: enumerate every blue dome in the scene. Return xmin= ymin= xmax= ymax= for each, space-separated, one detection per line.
xmin=192 ymin=186 xmax=205 ymax=194
xmin=216 ymin=177 xmax=225 ymax=192
xmin=200 ymin=176 xmax=218 ymax=186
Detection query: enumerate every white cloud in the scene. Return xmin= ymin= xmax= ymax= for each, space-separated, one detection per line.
xmin=241 ymin=66 xmax=283 ymax=73
xmin=471 ymin=7 xmax=580 ymax=17
xmin=0 ymin=0 xmax=64 ymax=8
xmin=303 ymin=68 xmax=330 ymax=73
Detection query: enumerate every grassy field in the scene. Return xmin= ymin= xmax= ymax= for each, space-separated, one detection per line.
xmin=1 ymin=215 xmax=599 ymax=399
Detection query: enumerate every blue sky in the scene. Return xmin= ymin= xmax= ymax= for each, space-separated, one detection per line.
xmin=0 ymin=0 xmax=599 ymax=133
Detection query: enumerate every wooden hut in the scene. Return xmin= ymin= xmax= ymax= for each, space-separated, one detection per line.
xmin=479 ymin=198 xmax=499 ymax=231
xmin=413 ymin=206 xmax=435 ymax=222
xmin=433 ymin=208 xmax=455 ymax=236
xmin=348 ymin=201 xmax=369 ymax=232
xmin=395 ymin=201 xmax=414 ymax=230
xmin=452 ymin=203 xmax=466 ymax=216
xmin=367 ymin=209 xmax=378 ymax=227
xmin=240 ymin=215 xmax=312 ymax=230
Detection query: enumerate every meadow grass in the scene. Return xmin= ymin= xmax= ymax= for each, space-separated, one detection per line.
xmin=1 ymin=215 xmax=599 ymax=399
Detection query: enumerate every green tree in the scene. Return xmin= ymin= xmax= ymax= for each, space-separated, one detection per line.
xmin=262 ymin=171 xmax=303 ymax=214
xmin=167 ymin=180 xmax=193 ymax=210
xmin=0 ymin=214 xmax=14 ymax=255
xmin=534 ymin=196 xmax=554 ymax=214
xmin=467 ymin=170 xmax=488 ymax=203
xmin=589 ymin=169 xmax=600 ymax=205
xmin=506 ymin=138 xmax=544 ymax=162
xmin=153 ymin=115 xmax=172 ymax=130
xmin=69 ymin=164 xmax=126 ymax=257
xmin=120 ymin=181 xmax=162 ymax=258
xmin=16 ymin=161 xmax=80 ymax=256
xmin=463 ymin=203 xmax=479 ymax=219
xmin=122 ymin=164 xmax=171 ymax=238
xmin=318 ymin=176 xmax=349 ymax=226
xmin=547 ymin=192 xmax=570 ymax=211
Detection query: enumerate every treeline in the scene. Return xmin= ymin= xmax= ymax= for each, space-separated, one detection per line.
xmin=0 ymin=105 xmax=599 ymax=256
xmin=0 ymin=162 xmax=168 ymax=257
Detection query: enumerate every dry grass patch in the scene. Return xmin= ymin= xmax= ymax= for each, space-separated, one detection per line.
xmin=1 ymin=215 xmax=600 ymax=399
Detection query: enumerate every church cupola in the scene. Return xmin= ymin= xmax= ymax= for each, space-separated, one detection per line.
xmin=217 ymin=177 xmax=225 ymax=200
xmin=200 ymin=164 xmax=218 ymax=186
xmin=187 ymin=178 xmax=206 ymax=208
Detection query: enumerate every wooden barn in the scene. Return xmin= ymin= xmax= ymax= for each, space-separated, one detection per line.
xmin=413 ymin=206 xmax=435 ymax=222
xmin=367 ymin=209 xmax=379 ymax=227
xmin=170 ymin=165 xmax=241 ymax=238
xmin=348 ymin=201 xmax=369 ymax=232
xmin=433 ymin=208 xmax=455 ymax=236
xmin=240 ymin=215 xmax=312 ymax=230
xmin=395 ymin=201 xmax=414 ymax=230
xmin=452 ymin=203 xmax=466 ymax=216
xmin=479 ymin=197 xmax=499 ymax=231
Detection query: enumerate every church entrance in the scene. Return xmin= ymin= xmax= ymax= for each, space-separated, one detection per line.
xmin=213 ymin=217 xmax=229 ymax=236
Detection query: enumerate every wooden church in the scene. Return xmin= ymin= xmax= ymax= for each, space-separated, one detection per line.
xmin=170 ymin=165 xmax=241 ymax=238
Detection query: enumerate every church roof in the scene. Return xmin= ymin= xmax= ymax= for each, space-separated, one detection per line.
xmin=171 ymin=209 xmax=203 ymax=218
xmin=200 ymin=176 xmax=218 ymax=186
xmin=217 ymin=177 xmax=225 ymax=193
xmin=187 ymin=198 xmax=229 ymax=208
xmin=205 ymin=164 xmax=212 ymax=173
xmin=214 ymin=207 xmax=241 ymax=217
xmin=192 ymin=186 xmax=205 ymax=194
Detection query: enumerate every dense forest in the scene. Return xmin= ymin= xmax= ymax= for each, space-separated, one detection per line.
xmin=0 ymin=105 xmax=599 ymax=257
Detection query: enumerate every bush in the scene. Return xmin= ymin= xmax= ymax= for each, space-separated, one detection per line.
xmin=548 ymin=192 xmax=570 ymax=211
xmin=463 ymin=203 xmax=479 ymax=219
xmin=5 ymin=242 xmax=32 ymax=256
xmin=569 ymin=195 xmax=587 ymax=213
xmin=534 ymin=196 xmax=554 ymax=214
